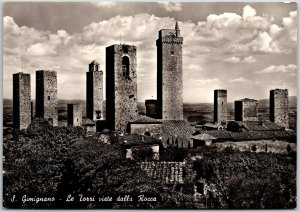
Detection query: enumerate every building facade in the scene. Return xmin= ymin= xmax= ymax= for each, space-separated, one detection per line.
xmin=86 ymin=60 xmax=103 ymax=121
xmin=67 ymin=103 xmax=82 ymax=126
xmin=270 ymin=89 xmax=289 ymax=129
xmin=157 ymin=22 xmax=183 ymax=120
xmin=235 ymin=98 xmax=258 ymax=122
xmin=214 ymin=89 xmax=227 ymax=125
xmin=36 ymin=70 xmax=58 ymax=126
xmin=13 ymin=72 xmax=31 ymax=129
xmin=106 ymin=44 xmax=138 ymax=132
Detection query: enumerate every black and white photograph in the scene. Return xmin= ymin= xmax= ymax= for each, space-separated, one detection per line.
xmin=2 ymin=1 xmax=297 ymax=209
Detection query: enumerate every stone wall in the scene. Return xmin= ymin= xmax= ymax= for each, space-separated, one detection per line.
xmin=270 ymin=89 xmax=289 ymax=129
xmin=13 ymin=73 xmax=31 ymax=129
xmin=106 ymin=44 xmax=138 ymax=132
xmin=157 ymin=27 xmax=183 ymax=120
xmin=36 ymin=70 xmax=58 ymax=126
xmin=214 ymin=89 xmax=227 ymax=125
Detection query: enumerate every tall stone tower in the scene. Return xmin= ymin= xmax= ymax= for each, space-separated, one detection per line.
xmin=157 ymin=22 xmax=183 ymax=120
xmin=214 ymin=89 xmax=227 ymax=125
xmin=36 ymin=70 xmax=58 ymax=126
xmin=235 ymin=98 xmax=258 ymax=122
xmin=68 ymin=103 xmax=82 ymax=126
xmin=13 ymin=72 xmax=31 ymax=129
xmin=270 ymin=89 xmax=289 ymax=128
xmin=86 ymin=60 xmax=103 ymax=121
xmin=106 ymin=44 xmax=138 ymax=132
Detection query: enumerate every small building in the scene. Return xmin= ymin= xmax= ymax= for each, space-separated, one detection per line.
xmin=127 ymin=116 xmax=162 ymax=139
xmin=83 ymin=118 xmax=96 ymax=134
xmin=235 ymin=98 xmax=258 ymax=122
xmin=121 ymin=134 xmax=163 ymax=161
xmin=192 ymin=133 xmax=217 ymax=147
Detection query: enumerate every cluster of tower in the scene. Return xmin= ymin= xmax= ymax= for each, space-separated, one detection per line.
xmin=213 ymin=89 xmax=289 ymax=128
xmin=13 ymin=22 xmax=289 ymax=132
xmin=13 ymin=70 xmax=58 ymax=129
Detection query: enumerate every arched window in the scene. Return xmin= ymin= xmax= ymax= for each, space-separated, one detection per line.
xmin=122 ymin=56 xmax=130 ymax=78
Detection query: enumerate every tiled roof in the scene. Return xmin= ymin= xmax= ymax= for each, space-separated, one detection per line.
xmin=162 ymin=120 xmax=194 ymax=137
xmin=140 ymin=162 xmax=185 ymax=184
xmin=83 ymin=118 xmax=95 ymax=125
xmin=192 ymin=133 xmax=217 ymax=140
xmin=161 ymin=120 xmax=194 ymax=148
xmin=228 ymin=121 xmax=285 ymax=131
xmin=129 ymin=116 xmax=162 ymax=124
xmin=201 ymin=130 xmax=294 ymax=141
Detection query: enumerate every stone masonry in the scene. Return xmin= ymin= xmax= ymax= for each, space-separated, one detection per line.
xmin=157 ymin=22 xmax=183 ymax=120
xmin=36 ymin=70 xmax=58 ymax=126
xmin=106 ymin=44 xmax=138 ymax=132
xmin=235 ymin=98 xmax=258 ymax=121
xmin=13 ymin=72 xmax=31 ymax=129
xmin=68 ymin=103 xmax=82 ymax=126
xmin=214 ymin=89 xmax=227 ymax=125
xmin=86 ymin=60 xmax=103 ymax=121
xmin=270 ymin=89 xmax=289 ymax=129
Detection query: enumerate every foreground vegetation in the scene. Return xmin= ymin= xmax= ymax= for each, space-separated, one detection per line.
xmin=3 ymin=119 xmax=296 ymax=209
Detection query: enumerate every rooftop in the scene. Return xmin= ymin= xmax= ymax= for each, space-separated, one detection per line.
xmin=140 ymin=161 xmax=185 ymax=184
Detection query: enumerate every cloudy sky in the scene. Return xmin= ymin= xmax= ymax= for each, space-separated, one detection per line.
xmin=3 ymin=2 xmax=297 ymax=103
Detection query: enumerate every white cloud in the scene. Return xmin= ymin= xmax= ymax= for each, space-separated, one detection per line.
xmin=243 ymin=5 xmax=256 ymax=19
xmin=224 ymin=56 xmax=240 ymax=63
xmin=255 ymin=64 xmax=297 ymax=74
xmin=158 ymin=2 xmax=183 ymax=12
xmin=228 ymin=77 xmax=258 ymax=85
xmin=224 ymin=55 xmax=256 ymax=63
xmin=92 ymin=2 xmax=116 ymax=8
xmin=243 ymin=56 xmax=256 ymax=63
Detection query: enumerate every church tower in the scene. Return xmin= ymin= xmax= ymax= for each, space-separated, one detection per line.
xmin=106 ymin=44 xmax=138 ymax=132
xmin=86 ymin=60 xmax=103 ymax=121
xmin=157 ymin=22 xmax=183 ymax=120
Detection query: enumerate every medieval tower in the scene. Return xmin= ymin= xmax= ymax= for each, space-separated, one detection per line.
xmin=106 ymin=44 xmax=138 ymax=132
xmin=214 ymin=89 xmax=227 ymax=125
xmin=36 ymin=70 xmax=58 ymax=126
xmin=235 ymin=98 xmax=258 ymax=122
xmin=86 ymin=60 xmax=103 ymax=121
xmin=68 ymin=103 xmax=82 ymax=126
xmin=13 ymin=72 xmax=31 ymax=129
xmin=270 ymin=89 xmax=289 ymax=128
xmin=157 ymin=22 xmax=183 ymax=120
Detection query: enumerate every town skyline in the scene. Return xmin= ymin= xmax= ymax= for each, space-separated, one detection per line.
xmin=3 ymin=2 xmax=297 ymax=103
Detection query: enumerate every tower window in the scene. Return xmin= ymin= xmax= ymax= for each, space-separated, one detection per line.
xmin=122 ymin=56 xmax=130 ymax=78
xmin=48 ymin=96 xmax=50 ymax=100
xmin=171 ymin=50 xmax=174 ymax=56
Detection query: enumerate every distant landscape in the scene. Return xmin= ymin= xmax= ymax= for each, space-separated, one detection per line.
xmin=3 ymin=96 xmax=297 ymax=129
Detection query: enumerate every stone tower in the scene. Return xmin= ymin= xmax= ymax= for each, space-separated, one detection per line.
xmin=13 ymin=72 xmax=31 ymax=129
xmin=68 ymin=103 xmax=82 ymax=126
xmin=157 ymin=22 xmax=183 ymax=120
xmin=214 ymin=89 xmax=227 ymax=125
xmin=106 ymin=44 xmax=138 ymax=132
xmin=36 ymin=70 xmax=58 ymax=126
xmin=86 ymin=60 xmax=103 ymax=121
xmin=270 ymin=89 xmax=289 ymax=128
xmin=235 ymin=98 xmax=258 ymax=121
